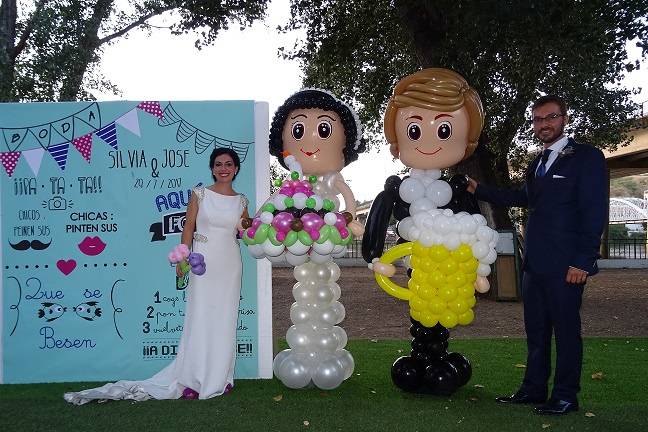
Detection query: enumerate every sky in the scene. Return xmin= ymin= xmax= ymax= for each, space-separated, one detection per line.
xmin=95 ymin=0 xmax=648 ymax=202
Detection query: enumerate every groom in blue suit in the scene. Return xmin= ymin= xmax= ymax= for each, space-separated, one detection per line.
xmin=467 ymin=95 xmax=608 ymax=415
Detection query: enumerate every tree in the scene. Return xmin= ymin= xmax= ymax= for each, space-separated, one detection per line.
xmin=608 ymin=223 xmax=629 ymax=238
xmin=0 ymin=0 xmax=269 ymax=102
xmin=281 ymin=0 xmax=648 ymax=228
xmin=610 ymin=175 xmax=648 ymax=197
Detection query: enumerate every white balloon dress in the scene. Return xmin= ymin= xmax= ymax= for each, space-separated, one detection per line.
xmin=64 ymin=188 xmax=245 ymax=404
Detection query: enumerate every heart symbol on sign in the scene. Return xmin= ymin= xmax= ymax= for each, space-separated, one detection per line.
xmin=56 ymin=259 xmax=77 ymax=275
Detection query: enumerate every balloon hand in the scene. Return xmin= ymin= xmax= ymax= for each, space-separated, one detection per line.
xmin=369 ymin=258 xmax=396 ymax=277
xmin=348 ymin=220 xmax=364 ymax=237
xmin=474 ymin=276 xmax=490 ymax=293
xmin=238 ymin=217 xmax=252 ymax=231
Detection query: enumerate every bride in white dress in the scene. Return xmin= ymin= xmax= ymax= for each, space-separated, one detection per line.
xmin=64 ymin=148 xmax=249 ymax=404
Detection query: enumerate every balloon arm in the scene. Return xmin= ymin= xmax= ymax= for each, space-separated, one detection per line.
xmin=392 ymin=198 xmax=411 ymax=221
xmin=361 ymin=176 xmax=401 ymax=262
xmin=334 ymin=176 xmax=357 ymax=216
xmin=379 ymin=241 xmax=413 ymax=264
xmin=374 ymin=242 xmax=413 ymax=301
xmin=348 ymin=220 xmax=364 ymax=237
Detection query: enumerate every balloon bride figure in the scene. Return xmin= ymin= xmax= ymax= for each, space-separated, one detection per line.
xmin=363 ymin=68 xmax=498 ymax=395
xmin=241 ymin=89 xmax=366 ymax=389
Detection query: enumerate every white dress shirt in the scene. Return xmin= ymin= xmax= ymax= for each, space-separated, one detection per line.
xmin=535 ymin=135 xmax=569 ymax=176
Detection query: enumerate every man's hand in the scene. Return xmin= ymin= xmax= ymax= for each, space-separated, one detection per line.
xmin=566 ymin=266 xmax=588 ymax=284
xmin=466 ymin=176 xmax=478 ymax=194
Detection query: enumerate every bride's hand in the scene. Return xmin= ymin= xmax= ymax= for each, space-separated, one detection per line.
xmin=176 ymin=264 xmax=187 ymax=278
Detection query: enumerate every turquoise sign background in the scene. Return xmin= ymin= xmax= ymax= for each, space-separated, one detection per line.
xmin=0 ymin=100 xmax=269 ymax=383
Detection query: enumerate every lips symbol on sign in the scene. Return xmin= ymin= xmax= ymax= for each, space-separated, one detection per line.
xmin=78 ymin=236 xmax=107 ymax=256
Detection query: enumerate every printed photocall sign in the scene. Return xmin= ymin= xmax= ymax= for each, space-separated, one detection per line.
xmin=0 ymin=101 xmax=271 ymax=383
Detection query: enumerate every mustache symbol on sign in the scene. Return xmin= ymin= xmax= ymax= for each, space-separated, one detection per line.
xmin=9 ymin=239 xmax=52 ymax=251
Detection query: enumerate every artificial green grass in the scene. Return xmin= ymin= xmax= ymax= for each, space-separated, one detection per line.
xmin=1 ymin=338 xmax=646 ymax=431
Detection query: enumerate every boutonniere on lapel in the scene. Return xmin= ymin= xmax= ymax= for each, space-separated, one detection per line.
xmin=557 ymin=145 xmax=575 ymax=159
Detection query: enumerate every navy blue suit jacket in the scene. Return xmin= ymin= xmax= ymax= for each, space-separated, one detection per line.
xmin=476 ymin=139 xmax=608 ymax=276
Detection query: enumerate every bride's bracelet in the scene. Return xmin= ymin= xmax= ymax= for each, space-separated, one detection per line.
xmin=193 ymin=232 xmax=208 ymax=243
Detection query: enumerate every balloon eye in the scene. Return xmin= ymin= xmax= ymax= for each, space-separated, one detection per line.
xmin=407 ymin=123 xmax=421 ymax=140
xmin=437 ymin=121 xmax=452 ymax=140
xmin=292 ymin=122 xmax=305 ymax=140
xmin=317 ymin=121 xmax=332 ymax=139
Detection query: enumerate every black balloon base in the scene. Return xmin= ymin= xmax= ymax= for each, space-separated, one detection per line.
xmin=390 ymin=320 xmax=472 ymax=395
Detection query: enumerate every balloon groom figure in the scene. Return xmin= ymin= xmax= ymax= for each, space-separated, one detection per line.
xmin=242 ymin=89 xmax=366 ymax=389
xmin=363 ymin=68 xmax=497 ymax=395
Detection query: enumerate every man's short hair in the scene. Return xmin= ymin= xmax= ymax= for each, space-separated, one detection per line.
xmin=532 ymin=95 xmax=567 ymax=115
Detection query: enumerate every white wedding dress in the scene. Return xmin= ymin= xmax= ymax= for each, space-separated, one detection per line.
xmin=64 ymin=188 xmax=245 ymax=404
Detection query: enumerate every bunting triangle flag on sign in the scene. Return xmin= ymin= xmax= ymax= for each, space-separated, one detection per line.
xmin=115 ymin=109 xmax=141 ymax=137
xmin=176 ymin=120 xmax=197 ymax=142
xmin=137 ymin=101 xmax=164 ymax=119
xmin=0 ymin=151 xmax=21 ymax=177
xmin=72 ymin=133 xmax=93 ymax=162
xmin=52 ymin=116 xmax=75 ymax=143
xmin=22 ymin=147 xmax=45 ymax=176
xmin=48 ymin=142 xmax=70 ymax=170
xmin=2 ymin=128 xmax=28 ymax=151
xmin=74 ymin=103 xmax=102 ymax=131
xmin=95 ymin=122 xmax=118 ymax=149
xmin=28 ymin=124 xmax=53 ymax=149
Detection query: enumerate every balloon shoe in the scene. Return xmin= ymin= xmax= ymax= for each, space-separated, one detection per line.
xmin=224 ymin=383 xmax=233 ymax=395
xmin=181 ymin=387 xmax=199 ymax=400
xmin=391 ymin=320 xmax=471 ymax=396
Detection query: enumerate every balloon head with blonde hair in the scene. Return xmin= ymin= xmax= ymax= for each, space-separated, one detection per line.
xmin=383 ymin=68 xmax=484 ymax=170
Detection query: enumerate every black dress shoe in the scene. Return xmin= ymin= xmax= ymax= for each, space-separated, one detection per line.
xmin=534 ymin=399 xmax=579 ymax=415
xmin=496 ymin=391 xmax=546 ymax=404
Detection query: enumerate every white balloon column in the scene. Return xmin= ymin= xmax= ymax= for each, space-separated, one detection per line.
xmin=241 ymin=170 xmax=355 ymax=389
xmin=273 ymin=260 xmax=354 ymax=389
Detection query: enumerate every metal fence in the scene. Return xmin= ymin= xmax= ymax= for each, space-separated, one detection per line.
xmin=348 ymin=237 xmax=647 ymax=260
xmin=604 ymin=237 xmax=647 ymax=259
xmin=345 ymin=239 xmax=398 ymax=259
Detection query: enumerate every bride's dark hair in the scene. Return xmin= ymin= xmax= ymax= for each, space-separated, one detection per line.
xmin=209 ymin=147 xmax=241 ymax=182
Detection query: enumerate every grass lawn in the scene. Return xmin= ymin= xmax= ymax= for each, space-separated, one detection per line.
xmin=1 ymin=338 xmax=646 ymax=431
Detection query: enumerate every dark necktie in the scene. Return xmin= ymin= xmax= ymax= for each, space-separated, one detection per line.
xmin=536 ymin=149 xmax=552 ymax=177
